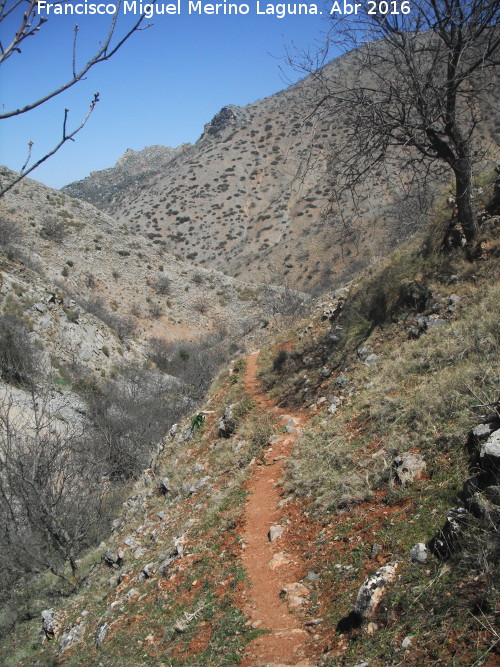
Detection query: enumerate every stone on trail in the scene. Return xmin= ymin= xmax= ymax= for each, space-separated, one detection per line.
xmin=353 ymin=563 xmax=398 ymax=619
xmin=268 ymin=524 xmax=285 ymax=541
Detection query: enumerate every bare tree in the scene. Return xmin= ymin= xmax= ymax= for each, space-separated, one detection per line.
xmin=0 ymin=0 xmax=152 ymax=197
xmin=262 ymin=282 xmax=310 ymax=319
xmin=0 ymin=387 xmax=114 ymax=587
xmin=292 ymin=0 xmax=499 ymax=244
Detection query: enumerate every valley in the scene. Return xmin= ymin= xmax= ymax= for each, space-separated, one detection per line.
xmin=0 ymin=17 xmax=499 ymax=667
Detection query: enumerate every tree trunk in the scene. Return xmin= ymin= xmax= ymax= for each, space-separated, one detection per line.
xmin=453 ymin=159 xmax=477 ymax=244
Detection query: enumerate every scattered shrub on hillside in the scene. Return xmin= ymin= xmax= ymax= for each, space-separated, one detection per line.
xmin=192 ymin=272 xmax=204 ymax=285
xmin=40 ymin=216 xmax=66 ymax=243
xmin=85 ymin=272 xmax=96 ymax=289
xmin=263 ymin=283 xmax=310 ymax=318
xmin=0 ymin=216 xmax=23 ymax=248
xmin=80 ymin=296 xmax=135 ymax=342
xmin=273 ymin=349 xmax=290 ymax=372
xmin=154 ymin=275 xmax=172 ymax=295
xmin=193 ymin=297 xmax=208 ymax=314
xmin=129 ymin=302 xmax=142 ymax=318
xmin=0 ymin=314 xmax=40 ymax=386
xmin=149 ymin=302 xmax=164 ymax=319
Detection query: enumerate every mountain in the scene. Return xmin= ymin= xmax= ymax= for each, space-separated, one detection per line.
xmin=1 ymin=166 xmax=306 ymax=353
xmin=1 ymin=182 xmax=498 ymax=664
xmin=60 ymin=67 xmax=420 ymax=291
xmin=62 ymin=144 xmax=190 ymax=212
xmin=62 ymin=47 xmax=499 ymax=292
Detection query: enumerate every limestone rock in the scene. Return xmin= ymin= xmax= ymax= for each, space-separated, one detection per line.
xmin=353 ymin=563 xmax=398 ymax=619
xmin=218 ymin=404 xmax=237 ymax=438
xmin=94 ymin=622 xmax=109 ymax=648
xmin=59 ymin=623 xmax=85 ymax=653
xmin=428 ymin=507 xmax=469 ymax=558
xmin=41 ymin=609 xmax=61 ymax=640
xmin=143 ymin=563 xmax=156 ymax=578
xmin=104 ymin=549 xmax=124 ymax=568
xmin=480 ymin=429 xmax=500 ymax=473
xmin=268 ymin=524 xmax=285 ymax=542
xmin=409 ymin=543 xmax=428 ymax=563
xmin=357 ymin=345 xmax=373 ymax=361
xmin=159 ymin=477 xmax=172 ymax=494
xmin=281 ymin=582 xmax=309 ymax=608
xmin=393 ymin=452 xmax=426 ymax=486
xmin=364 ymin=354 xmax=380 ymax=369
xmin=269 ymin=552 xmax=291 ymax=569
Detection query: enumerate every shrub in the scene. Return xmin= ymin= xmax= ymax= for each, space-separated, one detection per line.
xmin=149 ymin=302 xmax=164 ymax=319
xmin=0 ymin=387 xmax=120 ymax=596
xmin=40 ymin=217 xmax=66 ymax=243
xmin=0 ymin=314 xmax=40 ymax=386
xmin=147 ymin=335 xmax=230 ymax=401
xmin=85 ymin=365 xmax=181 ymax=479
xmin=193 ymin=297 xmax=208 ymax=314
xmin=85 ymin=272 xmax=96 ymax=289
xmin=273 ymin=349 xmax=290 ymax=372
xmin=154 ymin=276 xmax=172 ymax=295
xmin=192 ymin=272 xmax=204 ymax=285
xmin=0 ymin=216 xmax=23 ymax=248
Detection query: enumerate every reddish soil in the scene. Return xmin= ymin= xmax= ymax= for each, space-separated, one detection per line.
xmin=240 ymin=352 xmax=316 ymax=667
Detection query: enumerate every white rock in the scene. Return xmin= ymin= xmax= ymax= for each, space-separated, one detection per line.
xmin=269 ymin=524 xmax=285 ymax=541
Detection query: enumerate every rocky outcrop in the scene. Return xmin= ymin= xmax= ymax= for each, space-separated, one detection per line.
xmin=201 ymin=105 xmax=248 ymax=137
xmin=429 ymin=420 xmax=500 ymax=558
xmin=41 ymin=609 xmax=62 ymax=640
xmin=393 ymin=452 xmax=426 ymax=487
xmin=61 ymin=144 xmax=189 ymax=209
xmin=353 ymin=563 xmax=398 ymax=620
xmin=337 ymin=563 xmax=399 ymax=632
xmin=218 ymin=404 xmax=238 ymax=438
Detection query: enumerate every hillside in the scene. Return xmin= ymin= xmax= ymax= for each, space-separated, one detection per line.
xmin=63 ymin=43 xmax=500 ymax=291
xmin=62 ymin=145 xmax=190 ymax=212
xmin=1 ymin=175 xmax=498 ymax=666
xmin=1 ymin=21 xmax=499 ymax=667
xmin=1 ymin=166 xmax=307 ymax=351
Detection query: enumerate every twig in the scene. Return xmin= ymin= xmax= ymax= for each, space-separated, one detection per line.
xmin=0 ymin=93 xmax=99 ymax=197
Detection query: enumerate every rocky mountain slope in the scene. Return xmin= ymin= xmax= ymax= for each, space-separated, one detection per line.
xmin=1 ymin=166 xmax=307 ymax=355
xmin=63 ymin=47 xmax=499 ymax=291
xmin=62 ymin=145 xmax=190 ymax=212
xmin=1 ymin=182 xmax=498 ymax=665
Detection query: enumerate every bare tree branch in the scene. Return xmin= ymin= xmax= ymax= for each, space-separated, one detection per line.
xmin=0 ymin=0 xmax=153 ymax=194
xmin=0 ymin=93 xmax=99 ymax=197
xmin=0 ymin=1 xmax=153 ymax=119
xmin=288 ymin=0 xmax=499 ymax=244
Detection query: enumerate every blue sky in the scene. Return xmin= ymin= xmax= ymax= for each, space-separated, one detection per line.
xmin=0 ymin=2 xmax=331 ymax=188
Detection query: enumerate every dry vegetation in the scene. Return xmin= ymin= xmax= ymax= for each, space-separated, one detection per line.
xmin=253 ymin=209 xmax=499 ymax=664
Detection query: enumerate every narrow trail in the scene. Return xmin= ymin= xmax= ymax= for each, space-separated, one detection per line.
xmin=240 ymin=352 xmax=315 ymax=667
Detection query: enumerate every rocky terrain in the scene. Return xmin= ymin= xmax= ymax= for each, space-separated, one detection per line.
xmin=1 ymin=183 xmax=498 ymax=664
xmin=0 ymin=24 xmax=499 ymax=667
xmin=62 ymin=145 xmax=190 ymax=212
xmin=63 ymin=44 xmax=500 ymax=292
xmin=1 ymin=166 xmax=308 ymax=358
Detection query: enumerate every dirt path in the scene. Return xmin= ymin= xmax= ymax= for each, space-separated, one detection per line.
xmin=240 ymin=352 xmax=315 ymax=667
